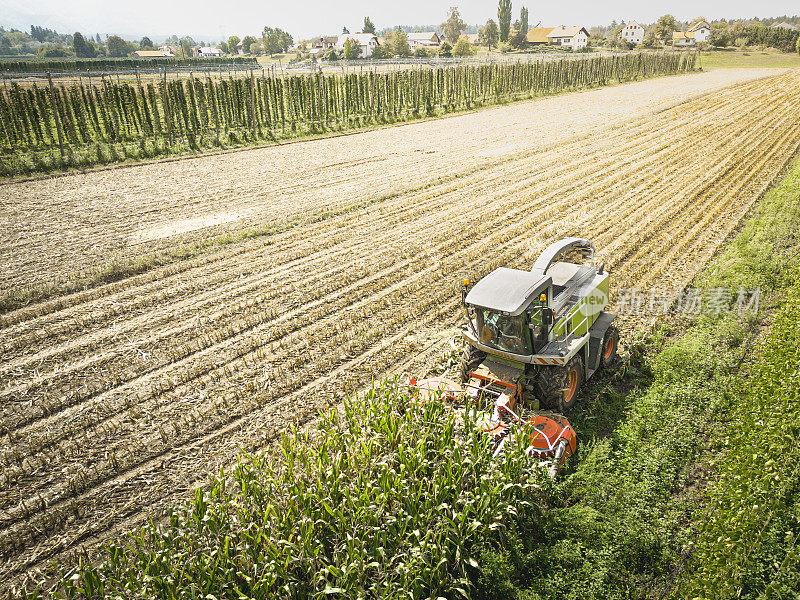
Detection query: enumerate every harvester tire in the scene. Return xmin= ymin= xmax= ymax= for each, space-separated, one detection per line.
xmin=601 ymin=325 xmax=619 ymax=368
xmin=536 ymin=356 xmax=584 ymax=412
xmin=459 ymin=345 xmax=486 ymax=384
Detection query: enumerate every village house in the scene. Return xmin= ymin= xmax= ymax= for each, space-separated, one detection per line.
xmin=135 ymin=50 xmax=170 ymax=58
xmin=198 ymin=47 xmax=222 ymax=57
xmin=546 ymin=26 xmax=590 ymax=50
xmin=672 ymin=31 xmax=695 ymax=47
xmin=159 ymin=45 xmax=178 ymax=57
xmin=525 ymin=27 xmax=555 ymax=46
xmin=687 ymin=19 xmax=711 ymax=42
xmin=621 ymin=21 xmax=645 ymax=45
xmin=336 ymin=33 xmax=380 ymax=57
xmin=459 ymin=33 xmax=480 ymax=45
xmin=407 ymin=32 xmax=441 ymax=49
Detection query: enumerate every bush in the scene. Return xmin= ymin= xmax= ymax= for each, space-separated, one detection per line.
xmin=453 ymin=38 xmax=476 ymax=57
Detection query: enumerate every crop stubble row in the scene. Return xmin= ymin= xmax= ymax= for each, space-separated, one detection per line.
xmin=0 ymin=68 xmax=777 ymax=293
xmin=1 ymin=71 xmax=799 ymax=592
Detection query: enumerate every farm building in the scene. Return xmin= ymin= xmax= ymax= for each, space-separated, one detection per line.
xmin=134 ymin=50 xmax=169 ymax=58
xmin=547 ymin=26 xmax=590 ymax=50
xmin=198 ymin=47 xmax=222 ymax=57
xmin=621 ymin=22 xmax=645 ymax=45
xmin=459 ymin=33 xmax=480 ymax=45
xmin=673 ymin=31 xmax=695 ymax=47
xmin=525 ymin=27 xmax=555 ymax=45
xmin=408 ymin=32 xmax=441 ymax=48
xmin=688 ymin=19 xmax=711 ymax=42
xmin=336 ymin=33 xmax=380 ymax=57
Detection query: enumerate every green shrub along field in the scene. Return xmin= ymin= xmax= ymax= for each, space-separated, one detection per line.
xmin=42 ymin=157 xmax=800 ymax=599
xmin=0 ymin=52 xmax=695 ymax=177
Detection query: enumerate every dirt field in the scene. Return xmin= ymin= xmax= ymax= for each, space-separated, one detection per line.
xmin=1 ymin=67 xmax=800 ymax=593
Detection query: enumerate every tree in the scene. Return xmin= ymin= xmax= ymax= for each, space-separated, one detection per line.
xmin=363 ymin=17 xmax=376 ymax=34
xmin=107 ymin=35 xmax=129 ymax=57
xmin=414 ymin=46 xmax=429 ymax=57
xmin=479 ymin=20 xmax=499 ymax=49
xmin=520 ymin=6 xmax=528 ymax=37
xmin=343 ymin=36 xmax=361 ymax=59
xmin=241 ymin=35 xmax=258 ymax=54
xmin=797 ymin=35 xmax=800 ymax=54
xmin=441 ymin=6 xmax=467 ymax=45
xmin=509 ymin=24 xmax=524 ymax=49
xmin=386 ymin=28 xmax=411 ymax=56
xmin=498 ymin=0 xmax=512 ymax=42
xmin=655 ymin=14 xmax=677 ymax=44
xmin=95 ymin=33 xmax=102 ymax=43
xmin=261 ymin=28 xmax=293 ymax=54
xmin=37 ymin=44 xmax=71 ymax=57
xmin=180 ymin=38 xmax=192 ymax=57
xmin=219 ymin=40 xmax=229 ymax=53
xmin=325 ymin=48 xmax=339 ymax=60
xmin=439 ymin=41 xmax=452 ymax=57
xmin=342 ymin=26 xmax=350 ymax=34
xmin=453 ymin=37 xmax=475 ymax=56
xmin=643 ymin=27 xmax=658 ymax=48
xmin=709 ymin=28 xmax=730 ymax=48
xmin=372 ymin=44 xmax=389 ymax=58
xmin=140 ymin=36 xmax=154 ymax=49
xmin=228 ymin=35 xmax=240 ymax=53
xmin=72 ymin=31 xmax=92 ymax=57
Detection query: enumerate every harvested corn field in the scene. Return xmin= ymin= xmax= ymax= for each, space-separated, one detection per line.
xmin=1 ymin=68 xmax=800 ymax=594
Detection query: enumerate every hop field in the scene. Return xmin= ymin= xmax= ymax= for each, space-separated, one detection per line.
xmin=1 ymin=68 xmax=799 ymax=594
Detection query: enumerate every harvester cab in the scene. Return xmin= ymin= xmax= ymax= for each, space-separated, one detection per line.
xmin=460 ymin=237 xmax=618 ymax=412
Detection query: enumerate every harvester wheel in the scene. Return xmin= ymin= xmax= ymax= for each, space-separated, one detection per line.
xmin=536 ymin=356 xmax=584 ymax=412
xmin=601 ymin=325 xmax=619 ymax=368
xmin=459 ymin=345 xmax=486 ymax=384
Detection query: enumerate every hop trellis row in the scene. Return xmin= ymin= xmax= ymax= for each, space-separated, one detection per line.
xmin=0 ymin=52 xmax=696 ymax=176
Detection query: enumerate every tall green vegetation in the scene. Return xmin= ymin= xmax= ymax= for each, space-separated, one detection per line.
xmin=442 ymin=6 xmax=468 ymax=45
xmin=0 ymin=52 xmax=696 ymax=177
xmin=363 ymin=16 xmax=376 ymax=34
xmin=480 ymin=20 xmax=500 ymax=50
xmin=520 ymin=6 xmax=529 ymax=37
xmin=498 ymin=0 xmax=513 ymax=42
xmin=47 ymin=387 xmax=544 ymax=598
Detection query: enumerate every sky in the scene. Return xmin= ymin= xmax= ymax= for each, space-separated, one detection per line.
xmin=1 ymin=0 xmax=798 ymax=42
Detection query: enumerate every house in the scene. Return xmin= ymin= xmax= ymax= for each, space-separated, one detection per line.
xmin=135 ymin=50 xmax=169 ymax=58
xmin=198 ymin=47 xmax=222 ymax=57
xmin=459 ymin=33 xmax=480 ymax=45
xmin=336 ymin=33 xmax=379 ymax=57
xmin=159 ymin=45 xmax=178 ymax=57
xmin=672 ymin=31 xmax=696 ymax=47
xmin=774 ymin=22 xmax=799 ymax=30
xmin=408 ymin=32 xmax=441 ymax=48
xmin=687 ymin=20 xmax=711 ymax=42
xmin=546 ymin=25 xmax=590 ymax=50
xmin=620 ymin=21 xmax=645 ymax=45
xmin=525 ymin=27 xmax=555 ymax=45
xmin=312 ymin=36 xmax=339 ymax=50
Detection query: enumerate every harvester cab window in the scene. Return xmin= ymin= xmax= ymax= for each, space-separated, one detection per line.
xmin=477 ymin=309 xmax=531 ymax=355
xmin=527 ymin=307 xmax=550 ymax=352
